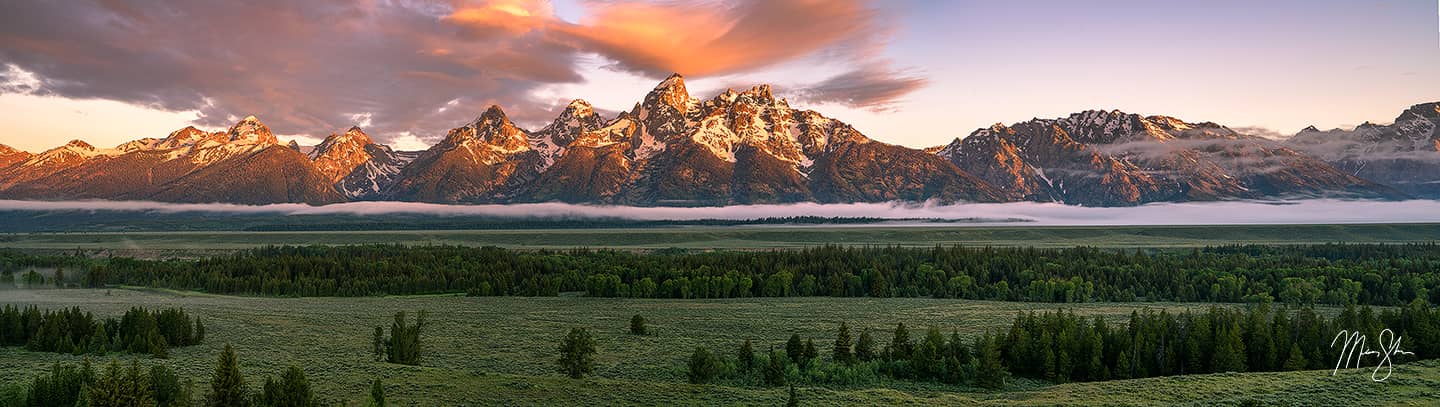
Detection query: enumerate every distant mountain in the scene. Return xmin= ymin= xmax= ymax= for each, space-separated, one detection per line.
xmin=0 ymin=144 xmax=30 ymax=170
xmin=0 ymin=116 xmax=341 ymax=204
xmin=380 ymin=105 xmax=545 ymax=203
xmin=936 ymin=110 xmax=1401 ymax=206
xmin=310 ymin=127 xmax=418 ymax=199
xmin=0 ymin=74 xmax=1431 ymax=206
xmin=524 ymin=75 xmax=1009 ymax=205
xmin=1285 ymin=102 xmax=1440 ymax=198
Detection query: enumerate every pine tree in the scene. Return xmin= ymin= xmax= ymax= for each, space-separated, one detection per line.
xmin=687 ymin=346 xmax=721 ymax=384
xmin=1282 ymin=344 xmax=1308 ymax=371
xmin=208 ymin=343 xmax=248 ymax=407
xmin=801 ymin=339 xmax=818 ymax=368
xmin=832 ymin=322 xmax=854 ymax=365
xmin=738 ymin=340 xmax=755 ymax=371
xmin=193 ymin=317 xmax=206 ymax=345
xmin=258 ymin=365 xmax=318 ymax=407
xmin=786 ymin=384 xmax=798 ymax=407
xmin=88 ymin=360 xmax=126 ymax=407
xmin=763 ymin=350 xmax=787 ymax=386
xmin=150 ymin=364 xmax=182 ymax=407
xmin=90 ymin=359 xmax=156 ymax=407
xmin=629 ymin=314 xmax=647 ymax=335
xmin=913 ymin=327 xmax=946 ymax=379
xmin=889 ymin=323 xmax=912 ymax=361
xmin=1184 ymin=315 xmax=1209 ymax=374
xmin=557 ymin=328 xmax=597 ymax=379
xmin=88 ymin=324 xmax=109 ymax=356
xmin=366 ymin=378 xmax=385 ymax=407
xmin=1115 ymin=350 xmax=1133 ymax=379
xmin=1211 ymin=324 xmax=1247 ymax=373
xmin=785 ymin=334 xmax=803 ymax=364
xmin=151 ymin=335 xmax=169 ymax=359
xmin=976 ymin=332 xmax=1007 ymax=389
xmin=384 ymin=311 xmax=425 ymax=365
xmin=372 ymin=326 xmax=386 ymax=362
xmin=855 ymin=330 xmax=876 ymax=362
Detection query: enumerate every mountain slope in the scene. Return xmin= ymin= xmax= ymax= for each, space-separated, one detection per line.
xmin=0 ymin=140 xmax=120 ymax=191
xmin=938 ymin=110 xmax=1400 ymax=206
xmin=0 ymin=144 xmax=31 ymax=170
xmin=309 ymin=127 xmax=418 ymax=198
xmin=146 ymin=145 xmax=344 ymax=204
xmin=381 ymin=106 xmax=544 ymax=203
xmin=526 ymin=75 xmax=1010 ymax=205
xmin=1 ymin=117 xmax=343 ymax=204
xmin=1286 ymin=102 xmax=1440 ymax=198
xmin=0 ymin=75 xmax=1432 ymax=207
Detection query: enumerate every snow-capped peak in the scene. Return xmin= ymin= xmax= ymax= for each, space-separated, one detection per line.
xmin=226 ymin=115 xmax=279 ymax=145
xmin=529 ymin=99 xmax=606 ymax=169
xmin=21 ymin=139 xmax=116 ymax=167
xmin=426 ymin=105 xmax=533 ymax=166
xmin=311 ymin=127 xmax=382 ymax=182
xmin=641 ymin=73 xmax=694 ymax=115
xmin=1395 ymin=102 xmax=1440 ymax=123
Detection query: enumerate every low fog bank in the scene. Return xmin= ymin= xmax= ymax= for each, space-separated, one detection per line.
xmin=3 ymin=199 xmax=1440 ymax=226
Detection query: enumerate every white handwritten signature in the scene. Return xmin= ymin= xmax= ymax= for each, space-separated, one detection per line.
xmin=1331 ymin=329 xmax=1415 ymax=382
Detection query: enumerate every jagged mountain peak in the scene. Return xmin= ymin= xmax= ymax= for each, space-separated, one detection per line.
xmin=550 ymin=100 xmax=601 ymax=126
xmin=641 ymin=73 xmax=693 ymax=114
xmin=314 ymin=127 xmax=374 ymax=155
xmin=529 ymin=99 xmax=607 ymax=168
xmin=116 ymin=138 xmax=163 ymax=153
xmin=566 ymin=98 xmax=594 ymax=112
xmin=1395 ymin=102 xmax=1440 ymax=123
xmin=226 ymin=115 xmax=278 ymax=145
xmin=311 ymin=126 xmax=387 ymax=184
xmin=18 ymin=139 xmax=114 ymax=168
xmin=459 ymin=106 xmax=524 ymax=142
xmin=0 ymin=143 xmax=23 ymax=155
xmin=478 ymin=105 xmax=510 ymax=123
xmin=64 ymin=139 xmax=95 ymax=150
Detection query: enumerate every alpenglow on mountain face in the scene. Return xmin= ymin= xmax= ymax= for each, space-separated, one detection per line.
xmin=0 ymin=75 xmax=1433 ymax=206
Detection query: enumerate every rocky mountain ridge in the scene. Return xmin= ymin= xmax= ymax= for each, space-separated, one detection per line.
xmin=0 ymin=75 xmax=1433 ymax=206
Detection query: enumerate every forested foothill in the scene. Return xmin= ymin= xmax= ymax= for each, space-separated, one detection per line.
xmin=4 ymin=243 xmax=1438 ymax=306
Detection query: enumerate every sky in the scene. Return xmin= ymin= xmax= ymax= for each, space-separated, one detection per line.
xmin=0 ymin=0 xmax=1436 ymax=153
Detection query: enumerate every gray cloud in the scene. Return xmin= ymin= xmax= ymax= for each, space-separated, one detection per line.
xmin=0 ymin=0 xmax=921 ymax=148
xmin=791 ymin=63 xmax=928 ymax=112
xmin=0 ymin=0 xmax=580 ymax=146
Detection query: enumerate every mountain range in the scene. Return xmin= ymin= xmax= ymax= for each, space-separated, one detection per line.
xmin=0 ymin=74 xmax=1435 ymax=207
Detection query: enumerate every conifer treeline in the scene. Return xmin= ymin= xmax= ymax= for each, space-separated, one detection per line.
xmin=1 ymin=344 xmax=382 ymax=407
xmin=997 ymin=302 xmax=1439 ymax=383
xmin=0 ymin=305 xmax=203 ymax=357
xmin=27 ymin=243 xmax=1439 ymax=306
xmin=689 ymin=302 xmax=1440 ymax=389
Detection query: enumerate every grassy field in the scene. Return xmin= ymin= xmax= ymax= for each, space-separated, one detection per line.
xmin=3 ymin=223 xmax=1440 ymax=254
xmin=2 ymin=288 xmax=1436 ymax=406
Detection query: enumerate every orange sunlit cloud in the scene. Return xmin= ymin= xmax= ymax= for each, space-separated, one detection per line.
xmin=444 ymin=0 xmax=886 ymax=77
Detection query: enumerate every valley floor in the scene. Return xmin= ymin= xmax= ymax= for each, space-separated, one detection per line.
xmin=1 ymin=289 xmax=1435 ymax=405
xmin=5 ymin=223 xmax=1440 ymax=255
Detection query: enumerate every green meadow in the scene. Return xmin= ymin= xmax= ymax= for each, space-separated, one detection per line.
xmin=2 ymin=288 xmax=1436 ymax=406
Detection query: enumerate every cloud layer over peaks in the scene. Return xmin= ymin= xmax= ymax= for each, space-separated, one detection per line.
xmin=0 ymin=0 xmax=923 ymax=147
